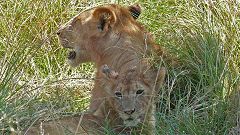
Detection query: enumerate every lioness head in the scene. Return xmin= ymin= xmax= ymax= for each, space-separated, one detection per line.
xmin=99 ymin=64 xmax=165 ymax=127
xmin=57 ymin=4 xmax=141 ymax=67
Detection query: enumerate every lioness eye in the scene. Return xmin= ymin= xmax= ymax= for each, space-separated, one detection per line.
xmin=115 ymin=91 xmax=122 ymax=98
xmin=136 ymin=89 xmax=144 ymax=95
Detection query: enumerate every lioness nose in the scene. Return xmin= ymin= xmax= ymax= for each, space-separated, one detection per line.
xmin=124 ymin=109 xmax=135 ymax=115
xmin=56 ymin=30 xmax=61 ymax=35
xmin=56 ymin=28 xmax=63 ymax=36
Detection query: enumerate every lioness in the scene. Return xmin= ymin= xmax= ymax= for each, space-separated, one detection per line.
xmin=57 ymin=4 xmax=143 ymax=66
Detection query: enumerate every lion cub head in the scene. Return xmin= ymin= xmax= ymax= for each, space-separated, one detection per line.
xmin=57 ymin=4 xmax=141 ymax=67
xmin=99 ymin=64 xmax=165 ymax=127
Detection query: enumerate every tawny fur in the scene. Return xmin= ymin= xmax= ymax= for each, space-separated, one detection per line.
xmin=24 ymin=114 xmax=104 ymax=135
xmin=25 ymin=4 xmax=166 ymax=135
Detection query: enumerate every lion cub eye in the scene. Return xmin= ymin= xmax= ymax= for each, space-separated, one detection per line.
xmin=115 ymin=91 xmax=122 ymax=98
xmin=136 ymin=89 xmax=144 ymax=95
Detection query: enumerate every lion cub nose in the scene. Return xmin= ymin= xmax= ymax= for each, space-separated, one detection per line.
xmin=124 ymin=108 xmax=135 ymax=115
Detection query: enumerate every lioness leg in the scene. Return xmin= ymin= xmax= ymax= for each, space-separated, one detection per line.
xmin=24 ymin=113 xmax=104 ymax=135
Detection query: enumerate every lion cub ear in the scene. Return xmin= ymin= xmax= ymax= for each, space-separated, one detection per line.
xmin=141 ymin=60 xmax=166 ymax=89
xmin=141 ymin=67 xmax=166 ymax=94
xmin=128 ymin=4 xmax=141 ymax=19
xmin=93 ymin=8 xmax=116 ymax=32
xmin=101 ymin=64 xmax=119 ymax=79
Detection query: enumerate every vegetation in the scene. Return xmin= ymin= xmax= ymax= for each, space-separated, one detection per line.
xmin=0 ymin=0 xmax=239 ymax=134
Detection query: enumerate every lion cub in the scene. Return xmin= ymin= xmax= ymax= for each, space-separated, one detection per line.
xmin=92 ymin=64 xmax=165 ymax=134
xmin=24 ymin=64 xmax=165 ymax=135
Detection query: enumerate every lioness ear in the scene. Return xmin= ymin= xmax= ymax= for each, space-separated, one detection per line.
xmin=93 ymin=8 xmax=116 ymax=32
xmin=128 ymin=4 xmax=141 ymax=19
xmin=101 ymin=64 xmax=118 ymax=79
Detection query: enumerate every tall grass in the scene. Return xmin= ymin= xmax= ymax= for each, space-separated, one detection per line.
xmin=0 ymin=0 xmax=239 ymax=134
xmin=0 ymin=0 xmax=95 ymax=133
xmin=141 ymin=1 xmax=240 ymax=134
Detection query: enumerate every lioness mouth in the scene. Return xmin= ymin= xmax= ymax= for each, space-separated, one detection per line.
xmin=68 ymin=50 xmax=76 ymax=59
